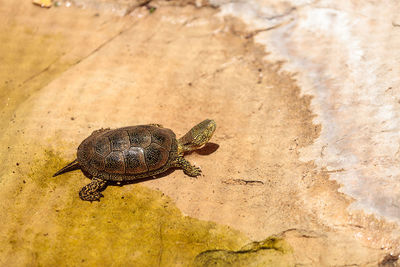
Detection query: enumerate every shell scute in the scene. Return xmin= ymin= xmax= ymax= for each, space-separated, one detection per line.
xmin=151 ymin=128 xmax=173 ymax=151
xmin=145 ymin=143 xmax=168 ymax=171
xmin=124 ymin=147 xmax=147 ymax=174
xmin=108 ymin=130 xmax=130 ymax=151
xmin=93 ymin=137 xmax=111 ymax=157
xmin=96 ymin=172 xmax=110 ymax=181
xmin=89 ymin=152 xmax=105 ymax=171
xmin=127 ymin=127 xmax=151 ymax=148
xmin=105 ymin=151 xmax=125 ymax=174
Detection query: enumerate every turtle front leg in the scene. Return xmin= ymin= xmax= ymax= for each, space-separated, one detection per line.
xmin=174 ymin=156 xmax=202 ymax=177
xmin=79 ymin=178 xmax=108 ymax=202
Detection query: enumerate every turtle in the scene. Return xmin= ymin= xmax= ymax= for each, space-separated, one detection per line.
xmin=53 ymin=119 xmax=216 ymax=201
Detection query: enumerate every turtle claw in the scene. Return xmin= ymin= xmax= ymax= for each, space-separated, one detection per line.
xmin=79 ymin=191 xmax=104 ymax=202
xmin=91 ymin=194 xmax=104 ymax=203
xmin=175 ymin=156 xmax=203 ymax=178
xmin=184 ymin=166 xmax=202 ymax=178
xmin=192 ymin=167 xmax=202 ymax=177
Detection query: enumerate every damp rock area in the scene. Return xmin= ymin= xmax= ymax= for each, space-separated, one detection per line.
xmin=1 ymin=0 xmax=400 ymax=266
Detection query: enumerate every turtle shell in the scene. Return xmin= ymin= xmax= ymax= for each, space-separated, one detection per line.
xmin=77 ymin=125 xmax=178 ymax=181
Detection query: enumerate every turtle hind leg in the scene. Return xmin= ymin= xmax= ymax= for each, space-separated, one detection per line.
xmin=79 ymin=178 xmax=108 ymax=202
xmin=174 ymin=156 xmax=201 ymax=177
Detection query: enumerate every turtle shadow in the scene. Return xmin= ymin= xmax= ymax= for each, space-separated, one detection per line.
xmin=80 ymin=168 xmax=179 ymax=189
xmin=186 ymin=142 xmax=219 ymax=156
xmin=105 ymin=168 xmax=177 ymax=187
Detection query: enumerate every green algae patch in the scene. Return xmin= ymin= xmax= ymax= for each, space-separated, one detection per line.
xmin=3 ymin=150 xmax=292 ymax=266
xmin=8 ymin=149 xmax=249 ymax=266
xmin=28 ymin=150 xmax=72 ymax=189
xmin=193 ymin=237 xmax=294 ymax=267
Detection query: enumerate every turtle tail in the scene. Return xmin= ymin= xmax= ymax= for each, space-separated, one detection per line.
xmin=53 ymin=159 xmax=80 ymax=177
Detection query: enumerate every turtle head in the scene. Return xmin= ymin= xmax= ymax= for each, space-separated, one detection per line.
xmin=178 ymin=119 xmax=216 ymax=153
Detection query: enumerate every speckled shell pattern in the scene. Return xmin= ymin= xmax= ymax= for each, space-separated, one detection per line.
xmin=77 ymin=126 xmax=178 ymax=181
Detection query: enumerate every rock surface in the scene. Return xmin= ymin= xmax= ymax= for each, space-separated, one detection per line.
xmin=1 ymin=0 xmax=399 ymax=265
